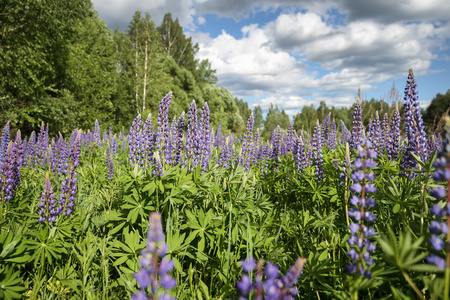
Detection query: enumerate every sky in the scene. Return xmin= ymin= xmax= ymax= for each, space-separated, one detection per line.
xmin=91 ymin=0 xmax=450 ymax=116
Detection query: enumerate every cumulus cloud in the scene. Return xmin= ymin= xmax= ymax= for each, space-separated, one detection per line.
xmin=265 ymin=12 xmax=437 ymax=75
xmin=196 ymin=25 xmax=309 ymax=98
xmin=195 ymin=8 xmax=446 ymax=111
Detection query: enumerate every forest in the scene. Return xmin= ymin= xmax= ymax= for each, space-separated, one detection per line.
xmin=1 ymin=1 xmax=450 ymax=300
xmin=1 ymin=1 xmax=449 ymax=139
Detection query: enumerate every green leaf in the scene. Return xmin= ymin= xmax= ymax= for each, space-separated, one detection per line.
xmin=0 ymin=241 xmax=18 ymax=258
xmin=393 ymin=204 xmax=401 ymax=214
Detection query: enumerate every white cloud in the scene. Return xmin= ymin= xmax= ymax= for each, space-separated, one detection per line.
xmin=195 ymin=10 xmax=447 ymax=108
xmin=196 ymin=25 xmax=310 ymax=98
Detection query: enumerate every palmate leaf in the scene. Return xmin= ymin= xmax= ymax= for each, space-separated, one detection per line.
xmin=26 ymin=228 xmax=67 ymax=267
xmin=0 ymin=266 xmax=26 ymax=300
xmin=377 ymin=226 xmax=428 ymax=271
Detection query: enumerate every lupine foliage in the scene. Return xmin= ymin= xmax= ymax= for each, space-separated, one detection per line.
xmin=0 ymin=69 xmax=449 ymax=300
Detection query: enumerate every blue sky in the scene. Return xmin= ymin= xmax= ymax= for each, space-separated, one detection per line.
xmin=92 ymin=0 xmax=450 ymax=115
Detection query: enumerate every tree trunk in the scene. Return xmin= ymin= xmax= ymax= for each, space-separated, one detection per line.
xmin=143 ymin=39 xmax=148 ymax=112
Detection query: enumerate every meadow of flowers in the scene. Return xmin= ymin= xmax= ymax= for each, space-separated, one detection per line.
xmin=0 ymin=69 xmax=449 ymax=299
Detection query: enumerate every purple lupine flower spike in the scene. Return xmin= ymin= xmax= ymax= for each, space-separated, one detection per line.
xmin=349 ymin=100 xmax=364 ymax=151
xmin=327 ymin=118 xmax=337 ymax=150
xmin=312 ymin=120 xmax=324 ymax=181
xmin=401 ymin=69 xmax=428 ymax=173
xmin=0 ymin=130 xmax=25 ymax=201
xmin=199 ymin=102 xmax=211 ymax=173
xmin=171 ymin=112 xmax=185 ymax=166
xmin=38 ymin=173 xmax=57 ymax=223
xmin=133 ymin=213 xmax=176 ymax=300
xmin=155 ymin=92 xmax=172 ymax=165
xmin=128 ymin=114 xmax=143 ymax=168
xmin=186 ymin=100 xmax=200 ymax=171
xmin=427 ymin=116 xmax=450 ymax=270
xmin=387 ymin=105 xmax=401 ymax=160
xmin=237 ymin=257 xmax=306 ymax=299
xmin=57 ymin=130 xmax=82 ymax=217
xmin=322 ymin=112 xmax=331 ymax=146
xmin=0 ymin=122 xmax=10 ymax=161
xmin=340 ymin=120 xmax=351 ymax=144
xmin=105 ymin=142 xmax=114 ymax=180
xmin=381 ymin=113 xmax=389 ymax=153
xmin=293 ymin=134 xmax=306 ymax=175
xmin=240 ymin=114 xmax=254 ymax=171
xmin=271 ymin=126 xmax=282 ymax=172
xmin=347 ymin=139 xmax=377 ymax=279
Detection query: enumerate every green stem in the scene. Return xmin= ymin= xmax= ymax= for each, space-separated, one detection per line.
xmin=156 ymin=179 xmax=160 ymax=212
xmin=226 ymin=203 xmax=233 ymax=281
xmin=402 ymin=270 xmax=426 ymax=300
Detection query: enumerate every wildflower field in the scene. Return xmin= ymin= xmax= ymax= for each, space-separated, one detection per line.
xmin=0 ymin=69 xmax=449 ymax=300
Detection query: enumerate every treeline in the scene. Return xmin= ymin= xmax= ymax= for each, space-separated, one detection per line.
xmin=0 ymin=1 xmax=248 ymax=136
xmin=1 ymin=0 xmax=448 ymax=138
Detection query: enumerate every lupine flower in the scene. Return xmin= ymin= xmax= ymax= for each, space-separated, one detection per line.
xmin=0 ymin=122 xmax=10 ymax=161
xmin=322 ymin=112 xmax=331 ymax=145
xmin=240 ymin=114 xmax=254 ymax=171
xmin=347 ymin=140 xmax=377 ymax=279
xmin=54 ymin=135 xmax=70 ymax=179
xmin=381 ymin=113 xmax=389 ymax=153
xmin=327 ymin=119 xmax=337 ymax=150
xmin=34 ymin=123 xmax=49 ymax=169
xmin=252 ymin=129 xmax=261 ymax=165
xmin=38 ymin=174 xmax=57 ymax=223
xmin=340 ymin=120 xmax=351 ymax=144
xmin=387 ymin=106 xmax=401 ymax=160
xmin=261 ymin=143 xmax=271 ymax=175
xmin=105 ymin=142 xmax=114 ymax=180
xmin=57 ymin=130 xmax=82 ymax=217
xmin=349 ymin=100 xmax=364 ymax=151
xmin=271 ymin=126 xmax=282 ymax=171
xmin=155 ymin=92 xmax=172 ymax=165
xmin=237 ymin=257 xmax=306 ymax=300
xmin=129 ymin=114 xmax=143 ymax=168
xmin=214 ymin=122 xmax=223 ymax=148
xmin=186 ymin=100 xmax=200 ymax=171
xmin=312 ymin=120 xmax=324 ymax=181
xmin=371 ymin=112 xmax=382 ymax=154
xmin=219 ymin=137 xmax=232 ymax=170
xmin=133 ymin=213 xmax=176 ymax=300
xmin=401 ymin=69 xmax=428 ymax=172
xmin=0 ymin=131 xmax=25 ymax=201
xmin=286 ymin=121 xmax=295 ymax=153
xmin=142 ymin=114 xmax=154 ymax=165
xmin=293 ymin=134 xmax=306 ymax=176
xmin=427 ymin=116 xmax=450 ymax=270
xmin=152 ymin=152 xmax=163 ymax=177
xmin=199 ymin=102 xmax=211 ymax=173
xmin=171 ymin=113 xmax=185 ymax=166
xmin=93 ymin=119 xmax=102 ymax=147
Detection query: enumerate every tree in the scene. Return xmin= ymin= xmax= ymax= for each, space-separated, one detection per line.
xmin=253 ymin=105 xmax=263 ymax=130
xmin=125 ymin=11 xmax=164 ymax=115
xmin=263 ymin=104 xmax=290 ymax=139
xmin=424 ymin=90 xmax=450 ymax=131
xmin=159 ymin=13 xmax=198 ymax=74
xmin=0 ymin=0 xmax=90 ymax=134
xmin=64 ymin=8 xmax=119 ymax=131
